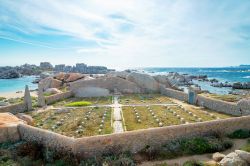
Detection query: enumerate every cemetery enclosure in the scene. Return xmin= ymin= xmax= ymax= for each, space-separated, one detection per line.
xmin=27 ymin=94 xmax=234 ymax=137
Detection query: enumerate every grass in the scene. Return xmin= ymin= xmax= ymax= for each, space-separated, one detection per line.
xmin=30 ymin=107 xmax=112 ymax=137
xmin=52 ymin=96 xmax=112 ymax=107
xmin=240 ymin=139 xmax=250 ymax=152
xmin=122 ymin=105 xmax=232 ymax=131
xmin=202 ymin=93 xmax=243 ymax=103
xmin=65 ymin=101 xmax=92 ymax=107
xmin=120 ymin=94 xmax=174 ymax=105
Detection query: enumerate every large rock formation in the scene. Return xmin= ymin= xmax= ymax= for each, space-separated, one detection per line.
xmin=126 ymin=72 xmax=159 ymax=93
xmin=70 ymin=76 xmax=141 ymax=95
xmin=45 ymin=88 xmax=62 ymax=95
xmin=0 ymin=69 xmax=20 ymax=79
xmin=39 ymin=77 xmax=62 ymax=91
xmin=74 ymin=87 xmax=110 ymax=97
xmin=106 ymin=71 xmax=130 ymax=79
xmin=153 ymin=75 xmax=172 ymax=88
xmin=16 ymin=113 xmax=34 ymax=126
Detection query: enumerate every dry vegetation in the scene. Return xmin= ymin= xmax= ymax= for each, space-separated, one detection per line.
xmin=29 ymin=107 xmax=112 ymax=137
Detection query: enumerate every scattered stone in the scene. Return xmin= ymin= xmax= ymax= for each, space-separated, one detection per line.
xmin=213 ymin=152 xmax=225 ymax=162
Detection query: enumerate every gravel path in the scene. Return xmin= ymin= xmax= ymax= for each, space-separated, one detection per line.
xmin=113 ymin=96 xmax=124 ymax=133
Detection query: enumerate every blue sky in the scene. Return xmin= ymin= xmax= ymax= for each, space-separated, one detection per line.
xmin=0 ymin=0 xmax=250 ymax=69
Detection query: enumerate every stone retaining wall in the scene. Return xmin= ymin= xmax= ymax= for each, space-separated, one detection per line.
xmin=17 ymin=116 xmax=250 ymax=157
xmin=196 ymin=95 xmax=240 ymax=116
xmin=18 ymin=124 xmax=74 ymax=152
xmin=0 ymin=102 xmax=27 ymax=114
xmin=160 ymin=86 xmax=188 ymax=102
xmin=0 ymin=124 xmax=21 ymax=143
xmin=45 ymin=91 xmax=73 ymax=105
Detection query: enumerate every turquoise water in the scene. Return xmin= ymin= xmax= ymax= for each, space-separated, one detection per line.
xmin=0 ymin=76 xmax=37 ymax=93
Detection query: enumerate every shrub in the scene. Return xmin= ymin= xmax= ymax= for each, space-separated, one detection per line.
xmin=65 ymin=101 xmax=92 ymax=107
xmin=138 ymin=136 xmax=233 ymax=161
xmin=228 ymin=129 xmax=250 ymax=139
xmin=0 ymin=97 xmax=6 ymax=101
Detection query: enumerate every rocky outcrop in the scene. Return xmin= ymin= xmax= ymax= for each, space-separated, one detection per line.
xmin=53 ymin=72 xmax=85 ymax=83
xmin=0 ymin=68 xmax=20 ymax=79
xmin=219 ymin=152 xmax=248 ymax=166
xmin=153 ymin=75 xmax=172 ymax=88
xmin=16 ymin=113 xmax=34 ymax=126
xmin=126 ymin=72 xmax=159 ymax=93
xmin=39 ymin=77 xmax=62 ymax=91
xmin=70 ymin=76 xmax=141 ymax=94
xmin=64 ymin=73 xmax=85 ymax=82
xmin=74 ymin=87 xmax=110 ymax=97
xmin=235 ymin=150 xmax=250 ymax=164
xmin=106 ymin=71 xmax=130 ymax=79
xmin=233 ymin=82 xmax=250 ymax=89
xmin=40 ymin=62 xmax=53 ymax=70
xmin=45 ymin=88 xmax=62 ymax=95
xmin=212 ymin=152 xmax=225 ymax=162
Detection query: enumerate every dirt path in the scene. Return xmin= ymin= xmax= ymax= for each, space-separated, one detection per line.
xmin=139 ymin=139 xmax=248 ymax=166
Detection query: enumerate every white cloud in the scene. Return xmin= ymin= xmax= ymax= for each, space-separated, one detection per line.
xmin=0 ymin=0 xmax=250 ymax=68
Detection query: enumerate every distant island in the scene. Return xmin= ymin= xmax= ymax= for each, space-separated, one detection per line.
xmin=0 ymin=62 xmax=115 ymax=79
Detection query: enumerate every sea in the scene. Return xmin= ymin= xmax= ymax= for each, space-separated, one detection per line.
xmin=141 ymin=67 xmax=250 ymax=94
xmin=0 ymin=76 xmax=37 ymax=93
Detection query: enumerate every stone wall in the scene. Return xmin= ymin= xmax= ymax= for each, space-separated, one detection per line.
xmin=0 ymin=124 xmax=21 ymax=143
xmin=160 ymin=86 xmax=188 ymax=102
xmin=196 ymin=95 xmax=239 ymax=116
xmin=45 ymin=91 xmax=73 ymax=105
xmin=17 ymin=116 xmax=250 ymax=157
xmin=0 ymin=102 xmax=27 ymax=114
xmin=18 ymin=124 xmax=74 ymax=152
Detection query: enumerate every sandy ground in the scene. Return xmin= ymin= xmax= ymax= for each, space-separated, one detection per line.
xmin=139 ymin=139 xmax=247 ymax=166
xmin=0 ymin=91 xmax=38 ymax=99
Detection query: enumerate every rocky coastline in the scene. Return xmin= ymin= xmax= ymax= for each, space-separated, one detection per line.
xmin=0 ymin=62 xmax=114 ymax=79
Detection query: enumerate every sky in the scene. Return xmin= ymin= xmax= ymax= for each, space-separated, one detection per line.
xmin=0 ymin=0 xmax=250 ymax=69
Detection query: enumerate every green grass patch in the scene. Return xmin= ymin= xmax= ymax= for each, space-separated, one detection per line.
xmin=65 ymin=101 xmax=92 ymax=107
xmin=240 ymin=139 xmax=250 ymax=152
xmin=228 ymin=129 xmax=250 ymax=139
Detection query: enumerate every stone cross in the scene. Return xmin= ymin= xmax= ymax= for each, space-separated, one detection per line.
xmin=37 ymin=82 xmax=46 ymax=107
xmin=24 ymin=85 xmax=32 ymax=111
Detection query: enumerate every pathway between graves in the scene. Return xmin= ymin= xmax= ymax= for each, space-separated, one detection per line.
xmin=112 ymin=95 xmax=124 ymax=133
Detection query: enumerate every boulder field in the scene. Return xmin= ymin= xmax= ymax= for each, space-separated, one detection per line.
xmin=38 ymin=71 xmax=174 ymax=97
